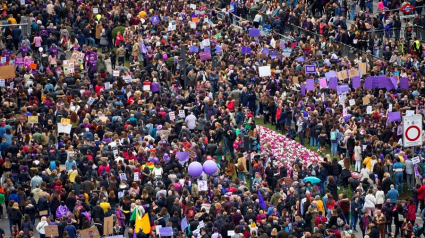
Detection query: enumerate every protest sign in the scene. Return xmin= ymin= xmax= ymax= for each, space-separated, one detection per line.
xmin=45 ymin=225 xmax=59 ymax=237
xmin=80 ymin=227 xmax=101 ymax=238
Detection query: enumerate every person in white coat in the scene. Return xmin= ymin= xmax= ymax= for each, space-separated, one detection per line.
xmin=36 ymin=216 xmax=49 ymax=238
xmin=354 ymin=141 xmax=363 ymax=172
xmin=104 ymin=56 xmax=113 ymax=73
xmin=375 ymin=186 xmax=385 ymax=210
xmin=364 ymin=190 xmax=377 ymax=216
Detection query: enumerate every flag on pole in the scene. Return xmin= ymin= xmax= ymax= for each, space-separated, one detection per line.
xmin=258 ymin=190 xmax=266 ymax=209
xmin=130 ymin=209 xmax=151 ymax=234
xmin=181 ymin=216 xmax=188 ymax=231
xmin=140 ymin=42 xmax=148 ymax=54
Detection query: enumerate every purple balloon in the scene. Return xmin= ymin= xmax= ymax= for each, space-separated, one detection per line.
xmin=148 ymin=156 xmax=153 ymax=162
xmin=203 ymin=160 xmax=218 ymax=175
xmin=188 ymin=162 xmax=203 ymax=177
xmin=163 ymin=153 xmax=170 ymax=163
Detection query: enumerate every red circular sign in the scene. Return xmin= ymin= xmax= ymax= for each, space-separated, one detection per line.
xmin=405 ymin=125 xmax=421 ymax=141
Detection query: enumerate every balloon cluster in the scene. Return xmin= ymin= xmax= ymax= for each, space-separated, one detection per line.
xmin=188 ymin=160 xmax=218 ymax=177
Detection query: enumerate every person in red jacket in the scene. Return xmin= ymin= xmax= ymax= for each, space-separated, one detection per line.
xmin=97 ymin=161 xmax=111 ymax=176
xmin=315 ymin=211 xmax=327 ymax=227
xmin=417 ymin=183 xmax=425 ymax=209
xmin=406 ymin=199 xmax=416 ymax=223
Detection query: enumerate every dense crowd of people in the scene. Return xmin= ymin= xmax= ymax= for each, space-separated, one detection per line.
xmin=0 ymin=0 xmax=423 ymax=238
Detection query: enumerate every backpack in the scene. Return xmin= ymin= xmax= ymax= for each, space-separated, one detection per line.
xmin=331 ymin=131 xmax=337 ymax=140
xmin=187 ymin=209 xmax=194 ymax=218
xmin=337 ymin=217 xmax=344 ymax=226
xmin=238 ymin=163 xmax=245 ymax=172
xmin=101 ymin=166 xmax=107 ymax=176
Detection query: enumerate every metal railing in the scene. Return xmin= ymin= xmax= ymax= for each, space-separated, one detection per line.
xmin=287 ymin=23 xmax=387 ymax=66
xmin=371 ymin=26 xmax=425 ymax=42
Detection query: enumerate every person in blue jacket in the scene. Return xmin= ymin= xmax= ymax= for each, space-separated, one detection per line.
xmin=386 ymin=184 xmax=400 ymax=205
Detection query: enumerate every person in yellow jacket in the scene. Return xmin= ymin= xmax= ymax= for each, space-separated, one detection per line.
xmin=315 ymin=195 xmax=324 ymax=215
xmin=363 ymin=154 xmax=372 ymax=170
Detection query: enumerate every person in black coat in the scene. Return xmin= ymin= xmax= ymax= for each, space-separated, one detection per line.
xmin=327 ymin=176 xmax=338 ymax=200
xmin=369 ymin=221 xmax=380 ymax=238
xmin=330 ymin=158 xmax=342 ymax=188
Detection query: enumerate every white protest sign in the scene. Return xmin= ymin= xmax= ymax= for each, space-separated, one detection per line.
xmin=143 ymin=85 xmax=150 ymax=91
xmin=179 ymin=110 xmax=185 ymax=118
xmin=389 ymin=103 xmax=393 ymax=112
xmin=169 ymin=112 xmax=175 ymax=121
xmin=412 ymin=156 xmax=421 ymax=164
xmin=168 ymin=25 xmax=176 ymax=31
xmin=198 ymin=180 xmax=208 ymax=191
xmin=119 ymin=173 xmax=127 ymax=181
xmin=134 ymin=172 xmax=140 ymax=181
xmin=258 ymin=66 xmax=271 ymax=77
xmin=87 ymin=97 xmax=95 ymax=105
xmin=104 ymin=82 xmax=110 ymax=90
xmin=113 ymin=71 xmax=120 ymax=76
xmin=349 ymin=99 xmax=355 ymax=106
xmin=343 ymin=108 xmax=348 ymax=117
xmin=57 ymin=123 xmax=72 ymax=134
xmin=366 ymin=106 xmax=372 ymax=114
xmin=93 ymin=8 xmax=99 ymax=13
xmin=406 ymin=110 xmax=415 ymax=116
xmin=0 ymin=79 xmax=5 ymax=87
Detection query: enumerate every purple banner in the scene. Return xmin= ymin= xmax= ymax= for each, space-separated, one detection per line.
xmin=199 ymin=52 xmax=211 ymax=61
xmin=364 ymin=76 xmax=374 ymax=89
xmin=15 ymin=57 xmax=24 ymax=65
xmin=400 ymin=77 xmax=409 ymax=89
xmin=306 ymin=79 xmax=314 ymax=91
xmin=378 ymin=75 xmax=386 ymax=89
xmin=249 ymin=28 xmax=260 ymax=37
xmin=337 ymin=84 xmax=349 ymax=95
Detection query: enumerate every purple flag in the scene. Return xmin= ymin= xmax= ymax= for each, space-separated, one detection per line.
xmin=306 ymin=79 xmax=314 ymax=91
xmin=329 ymin=77 xmax=337 ymax=89
xmin=140 ymin=42 xmax=147 ymax=54
xmin=301 ymin=84 xmax=306 ymax=96
xmin=388 ymin=111 xmax=401 ymax=123
xmin=352 ymin=76 xmax=361 ymax=88
xmin=151 ymin=15 xmax=160 ymax=25
xmin=280 ymin=41 xmax=286 ymax=49
xmin=400 ymin=77 xmax=409 ymax=89
xmin=325 ymin=71 xmax=337 ymax=81
xmin=305 ymin=65 xmax=316 ymax=74
xmin=241 ymin=46 xmax=251 ymax=54
xmin=337 ymin=84 xmax=349 ymax=95
xmin=177 ymin=152 xmax=189 ymax=162
xmin=258 ymin=190 xmax=266 ymax=209
xmin=295 ymin=56 xmax=305 ymax=62
xmin=249 ymin=28 xmax=260 ymax=37
xmin=364 ymin=76 xmax=374 ymax=89
xmin=199 ymin=52 xmax=211 ymax=61
xmin=378 ymin=75 xmax=386 ymax=89
xmin=385 ymin=77 xmax=394 ymax=91
xmin=215 ymin=45 xmax=222 ymax=53
xmin=189 ymin=46 xmax=199 ymax=53
xmin=181 ymin=217 xmax=188 ymax=231
xmin=158 ymin=227 xmax=173 ymax=236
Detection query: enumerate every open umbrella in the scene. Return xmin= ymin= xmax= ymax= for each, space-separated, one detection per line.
xmin=302 ymin=176 xmax=321 ymax=184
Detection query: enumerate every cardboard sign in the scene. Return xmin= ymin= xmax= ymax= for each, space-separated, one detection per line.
xmin=362 ymin=96 xmax=370 ymax=105
xmin=257 ymin=53 xmax=266 ymax=60
xmin=0 ymin=65 xmax=16 ymax=79
xmin=80 ymin=227 xmax=101 ymax=238
xmin=61 ymin=118 xmax=70 ymax=124
xmin=28 ymin=116 xmax=38 ymax=123
xmin=104 ymin=216 xmax=114 ymax=235
xmin=39 ymin=210 xmax=48 ymax=216
xmin=293 ymin=76 xmax=299 ymax=84
xmin=348 ymin=68 xmax=357 ymax=78
xmin=359 ymin=63 xmax=367 ymax=75
xmin=45 ymin=225 xmax=59 ymax=237
xmin=337 ymin=70 xmax=348 ymax=80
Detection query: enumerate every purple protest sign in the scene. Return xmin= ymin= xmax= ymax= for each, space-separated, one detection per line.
xmin=301 ymin=84 xmax=306 ymax=96
xmin=400 ymin=77 xmax=409 ymax=89
xmin=151 ymin=15 xmax=160 ymax=25
xmin=329 ymin=77 xmax=337 ymax=89
xmin=204 ymin=47 xmax=211 ymax=52
xmin=249 ymin=28 xmax=260 ymax=37
xmin=364 ymin=76 xmax=374 ymax=89
xmin=177 ymin=152 xmax=190 ymax=162
xmin=280 ymin=41 xmax=286 ymax=49
xmin=158 ymin=227 xmax=173 ymax=236
xmin=337 ymin=84 xmax=349 ymax=95
xmin=305 ymin=65 xmax=316 ymax=74
xmin=199 ymin=52 xmax=211 ymax=61
xmin=24 ymin=58 xmax=32 ymax=67
xmin=306 ymin=79 xmax=314 ymax=91
xmin=241 ymin=46 xmax=251 ymax=54
xmin=15 ymin=57 xmax=24 ymax=65
xmin=270 ymin=51 xmax=279 ymax=59
xmin=352 ymin=76 xmax=361 ymax=88
xmin=325 ymin=71 xmax=336 ymax=81
xmin=261 ymin=47 xmax=269 ymax=56
xmin=388 ymin=111 xmax=401 ymax=123
xmin=189 ymin=46 xmax=199 ymax=53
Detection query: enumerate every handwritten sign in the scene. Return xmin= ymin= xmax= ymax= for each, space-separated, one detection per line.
xmin=28 ymin=116 xmax=38 ymax=123
xmin=337 ymin=70 xmax=348 ymax=80
xmin=45 ymin=225 xmax=59 ymax=237
xmin=61 ymin=118 xmax=70 ymax=124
